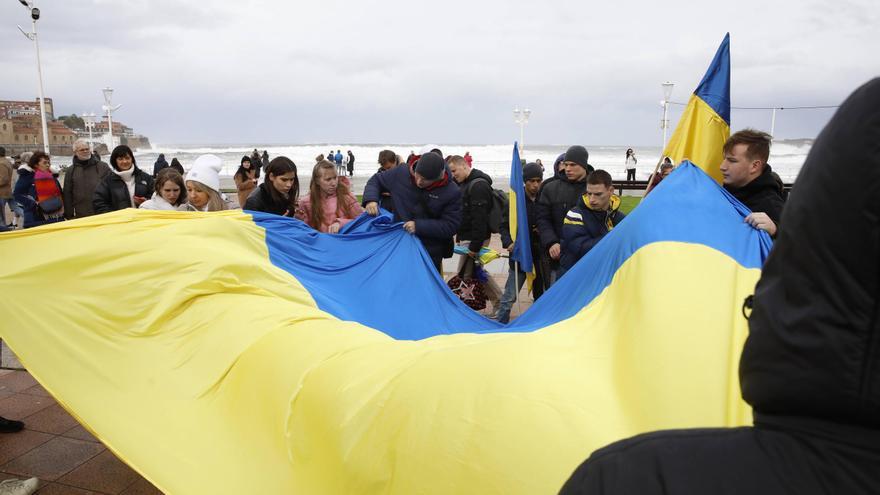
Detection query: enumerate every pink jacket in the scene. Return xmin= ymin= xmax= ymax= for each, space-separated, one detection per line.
xmin=296 ymin=191 xmax=364 ymax=233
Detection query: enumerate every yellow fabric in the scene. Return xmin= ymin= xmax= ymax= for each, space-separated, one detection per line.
xmin=664 ymin=94 xmax=731 ymax=183
xmin=0 ymin=212 xmax=756 ymax=494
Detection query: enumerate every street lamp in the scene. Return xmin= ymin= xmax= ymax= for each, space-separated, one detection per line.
xmin=81 ymin=112 xmax=97 ymax=152
xmin=513 ymin=107 xmax=531 ymax=156
xmin=16 ymin=0 xmax=49 ymax=154
xmin=660 ymin=81 xmax=675 ymax=151
xmin=102 ymin=87 xmax=122 ymax=149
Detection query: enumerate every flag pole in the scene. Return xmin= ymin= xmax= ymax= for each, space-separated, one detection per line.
xmin=514 ymin=260 xmax=521 ymax=316
xmin=644 ymin=157 xmax=664 ymax=195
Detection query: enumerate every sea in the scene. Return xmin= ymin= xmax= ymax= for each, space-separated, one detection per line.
xmin=132 ymin=140 xmax=812 ymax=194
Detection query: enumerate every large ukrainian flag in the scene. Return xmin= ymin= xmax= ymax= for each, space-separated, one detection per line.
xmin=0 ymin=163 xmax=769 ymax=494
xmin=664 ymin=33 xmax=731 ymax=182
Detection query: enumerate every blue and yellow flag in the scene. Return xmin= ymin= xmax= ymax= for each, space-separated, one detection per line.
xmin=508 ymin=142 xmax=533 ymax=274
xmin=664 ymin=33 xmax=731 ymax=182
xmin=0 ymin=163 xmax=770 ymax=494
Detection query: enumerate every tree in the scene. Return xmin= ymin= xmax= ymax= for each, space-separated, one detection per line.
xmin=58 ymin=114 xmax=85 ymax=130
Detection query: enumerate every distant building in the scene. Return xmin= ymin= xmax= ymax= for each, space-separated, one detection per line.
xmin=0 ymin=97 xmax=55 ymax=120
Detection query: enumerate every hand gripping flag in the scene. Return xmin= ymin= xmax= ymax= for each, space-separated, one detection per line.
xmin=663 ymin=33 xmax=731 ymax=182
xmin=0 ymin=163 xmax=771 ymax=495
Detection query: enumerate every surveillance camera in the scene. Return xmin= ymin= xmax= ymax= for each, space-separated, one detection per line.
xmin=31 ymin=7 xmax=40 ymax=20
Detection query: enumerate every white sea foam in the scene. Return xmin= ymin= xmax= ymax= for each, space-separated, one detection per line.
xmin=135 ymin=140 xmax=810 ymax=189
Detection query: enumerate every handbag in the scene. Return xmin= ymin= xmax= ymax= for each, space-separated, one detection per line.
xmin=38 ymin=196 xmax=63 ymax=215
xmin=447 ymin=258 xmax=488 ymax=311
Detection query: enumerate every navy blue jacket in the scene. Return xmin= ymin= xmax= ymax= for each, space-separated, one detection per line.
xmin=363 ymin=163 xmax=462 ymax=259
xmin=560 ymin=195 xmax=625 ymax=270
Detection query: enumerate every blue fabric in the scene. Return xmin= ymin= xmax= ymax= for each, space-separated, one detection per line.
xmin=509 ymin=143 xmax=534 ymax=272
xmin=512 ymin=162 xmax=771 ymax=331
xmin=253 ymin=162 xmax=770 ymax=339
xmin=694 ymin=33 xmax=731 ymax=124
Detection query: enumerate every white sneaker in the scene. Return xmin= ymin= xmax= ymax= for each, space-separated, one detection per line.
xmin=0 ymin=477 xmax=39 ymax=495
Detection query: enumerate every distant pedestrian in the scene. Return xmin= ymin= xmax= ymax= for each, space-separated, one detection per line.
xmin=244 ymin=156 xmax=300 ymax=217
xmin=463 ymin=151 xmax=473 ymax=167
xmin=298 ymin=160 xmax=363 ymax=233
xmin=62 ymin=139 xmax=112 ymax=219
xmin=185 ymin=154 xmax=227 ymax=211
xmin=14 ymin=151 xmax=65 ymax=229
xmin=234 ymin=156 xmax=258 ymax=208
xmin=625 ymin=148 xmax=638 ymax=181
xmin=140 ymin=169 xmax=192 ymax=211
xmin=334 ymin=150 xmax=344 ymax=176
xmin=261 ymin=150 xmax=270 ymax=171
xmin=346 ymin=150 xmax=355 ymax=177
xmin=169 ymin=157 xmax=184 ymax=175
xmin=93 ymin=145 xmax=154 ymax=214
xmin=152 ymin=153 xmax=169 ymax=178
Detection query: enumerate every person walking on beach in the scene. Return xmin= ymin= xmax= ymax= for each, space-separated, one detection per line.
xmin=139 ymin=169 xmax=191 ymax=211
xmin=496 ymin=162 xmax=545 ymax=324
xmin=346 ymin=150 xmax=355 ymax=177
xmin=297 ymin=160 xmax=363 ymax=233
xmin=448 ymin=155 xmax=503 ymax=314
xmin=152 ymin=153 xmax=169 ymax=178
xmin=334 ymin=150 xmax=344 ymax=176
xmin=93 ymin=145 xmax=154 ymax=214
xmin=363 ymin=151 xmax=462 ymax=274
xmin=62 ymin=139 xmax=112 ymax=219
xmin=234 ymin=156 xmax=258 ymax=208
xmin=559 ymin=169 xmax=625 ymax=276
xmin=536 ymin=145 xmax=591 ymax=286
xmin=720 ymin=129 xmax=785 ymax=237
xmin=464 ymin=151 xmax=473 ymax=167
xmin=169 ymin=157 xmax=185 ymax=175
xmin=244 ymin=156 xmax=300 ymax=217
xmin=14 ymin=151 xmax=65 ymax=229
xmin=185 ymin=154 xmax=227 ymax=211
xmin=261 ymin=150 xmax=270 ymax=172
xmin=625 ymin=148 xmax=637 ymax=181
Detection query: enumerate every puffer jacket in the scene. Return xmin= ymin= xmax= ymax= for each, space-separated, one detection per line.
xmin=536 ymin=173 xmax=587 ymax=249
xmin=93 ymin=166 xmax=153 ymax=214
xmin=455 ymin=168 xmax=494 ymax=253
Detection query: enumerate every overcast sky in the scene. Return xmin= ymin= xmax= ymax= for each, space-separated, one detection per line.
xmin=2 ymin=0 xmax=877 ymax=146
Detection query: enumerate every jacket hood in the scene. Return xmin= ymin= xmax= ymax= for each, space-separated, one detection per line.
xmin=462 ymin=168 xmax=493 ymax=186
xmin=18 ymin=164 xmax=35 ymax=174
xmin=739 ymin=78 xmax=880 ymax=427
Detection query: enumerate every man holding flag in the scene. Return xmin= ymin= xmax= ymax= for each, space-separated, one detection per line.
xmin=496 ymin=145 xmax=545 ymax=324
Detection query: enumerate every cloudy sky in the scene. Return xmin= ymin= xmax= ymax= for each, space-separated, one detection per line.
xmin=2 ymin=0 xmax=877 ymax=146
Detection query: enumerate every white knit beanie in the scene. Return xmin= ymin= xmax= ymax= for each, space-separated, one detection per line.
xmin=186 ymin=154 xmax=222 ymax=193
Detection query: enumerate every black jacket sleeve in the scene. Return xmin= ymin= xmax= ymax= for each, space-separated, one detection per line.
xmin=92 ymin=176 xmax=113 ymax=214
xmin=536 ymin=182 xmax=559 ymax=249
xmin=466 ymin=178 xmax=493 ymax=253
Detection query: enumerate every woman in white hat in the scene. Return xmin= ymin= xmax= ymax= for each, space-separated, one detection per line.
xmin=185 ymin=154 xmax=227 ymax=211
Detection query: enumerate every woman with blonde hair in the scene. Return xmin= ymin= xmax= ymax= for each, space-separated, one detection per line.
xmin=185 ymin=154 xmax=227 ymax=211
xmin=297 ymin=159 xmax=363 ymax=233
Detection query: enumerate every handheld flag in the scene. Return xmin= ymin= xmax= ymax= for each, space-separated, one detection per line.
xmin=508 ymin=142 xmax=534 ymax=273
xmin=663 ymin=33 xmax=731 ymax=183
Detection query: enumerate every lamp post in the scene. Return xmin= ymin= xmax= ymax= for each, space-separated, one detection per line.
xmin=81 ymin=112 xmax=97 ymax=152
xmin=16 ymin=0 xmax=50 ymax=154
xmin=660 ymin=81 xmax=675 ymax=152
xmin=513 ymin=107 xmax=531 ymax=156
xmin=102 ymin=87 xmax=122 ymax=149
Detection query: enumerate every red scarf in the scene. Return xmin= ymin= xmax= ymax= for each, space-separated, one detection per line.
xmin=409 ymin=163 xmax=449 ymax=191
xmin=34 ymin=170 xmax=61 ymax=201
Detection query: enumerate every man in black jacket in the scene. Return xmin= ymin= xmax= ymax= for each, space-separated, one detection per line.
xmin=720 ymin=129 xmax=785 ymax=237
xmin=536 ymin=145 xmax=592 ymax=287
xmin=559 ymin=78 xmax=880 ymax=495
xmin=448 ymin=155 xmax=501 ymax=312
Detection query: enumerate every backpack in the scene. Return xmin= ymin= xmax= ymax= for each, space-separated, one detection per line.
xmin=465 ymin=177 xmax=507 ymax=234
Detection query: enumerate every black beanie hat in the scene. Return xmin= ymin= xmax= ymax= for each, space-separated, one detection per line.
xmin=414 ymin=152 xmax=446 ymax=181
xmin=563 ymin=145 xmax=590 ymax=170
xmin=523 ymin=162 xmax=543 ymax=181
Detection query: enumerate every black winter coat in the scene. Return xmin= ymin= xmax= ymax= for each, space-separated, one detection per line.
xmin=723 ymin=165 xmax=785 ymax=224
xmin=372 ymin=167 xmax=396 ymax=213
xmin=243 ymin=183 xmax=294 ymax=217
xmin=455 ymin=168 xmax=494 ymax=253
xmin=363 ymin=163 xmax=462 ymax=259
xmin=559 ymin=78 xmax=880 ymax=495
xmin=93 ymin=167 xmax=153 ymax=214
xmin=536 ymin=174 xmax=587 ymax=249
